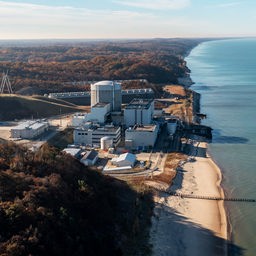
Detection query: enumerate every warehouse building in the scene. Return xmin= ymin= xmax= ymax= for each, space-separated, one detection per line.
xmin=11 ymin=120 xmax=49 ymax=139
xmin=111 ymin=153 xmax=136 ymax=167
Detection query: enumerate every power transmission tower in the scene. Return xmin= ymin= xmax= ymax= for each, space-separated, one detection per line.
xmin=0 ymin=71 xmax=13 ymax=94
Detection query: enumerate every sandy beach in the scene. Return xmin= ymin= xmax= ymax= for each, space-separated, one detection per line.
xmin=150 ymin=141 xmax=228 ymax=256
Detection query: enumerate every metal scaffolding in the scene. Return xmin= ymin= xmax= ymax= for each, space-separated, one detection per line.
xmin=0 ymin=71 xmax=13 ymax=94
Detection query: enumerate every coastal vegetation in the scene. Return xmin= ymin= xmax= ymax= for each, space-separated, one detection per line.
xmin=0 ymin=142 xmax=153 ymax=255
xmin=0 ymin=39 xmax=203 ymax=95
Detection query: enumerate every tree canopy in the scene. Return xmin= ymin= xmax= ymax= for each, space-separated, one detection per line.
xmin=0 ymin=143 xmax=153 ymax=255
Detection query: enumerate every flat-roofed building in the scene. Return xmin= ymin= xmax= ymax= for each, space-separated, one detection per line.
xmin=125 ymin=124 xmax=159 ymax=149
xmin=73 ymin=124 xmax=121 ymax=147
xmin=124 ymin=98 xmax=154 ymax=127
xmin=90 ymin=102 xmax=111 ymax=124
xmin=11 ymin=120 xmax=49 ymax=139
xmin=72 ymin=113 xmax=88 ymax=127
xmin=72 ymin=103 xmax=111 ymax=127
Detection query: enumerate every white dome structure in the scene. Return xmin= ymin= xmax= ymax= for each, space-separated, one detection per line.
xmin=91 ymin=81 xmax=122 ymax=111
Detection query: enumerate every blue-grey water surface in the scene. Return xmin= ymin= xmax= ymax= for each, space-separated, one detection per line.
xmin=186 ymin=38 xmax=256 ymax=256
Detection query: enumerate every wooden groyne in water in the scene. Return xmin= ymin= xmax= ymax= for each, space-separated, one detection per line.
xmin=164 ymin=190 xmax=256 ymax=203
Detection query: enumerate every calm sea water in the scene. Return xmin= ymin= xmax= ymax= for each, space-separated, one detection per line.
xmin=186 ymin=38 xmax=256 ymax=256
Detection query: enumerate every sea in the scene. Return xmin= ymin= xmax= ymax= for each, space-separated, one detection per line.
xmin=186 ymin=38 xmax=256 ymax=256
xmin=0 ymin=37 xmax=254 ymax=254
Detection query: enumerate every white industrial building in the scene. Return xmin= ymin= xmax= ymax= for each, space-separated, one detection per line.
xmin=62 ymin=148 xmax=82 ymax=158
xmin=91 ymin=81 xmax=122 ymax=111
xmin=73 ymin=124 xmax=121 ymax=147
xmin=72 ymin=113 xmax=87 ymax=127
xmin=80 ymin=150 xmax=99 ymax=166
xmin=124 ymin=99 xmax=154 ymax=127
xmin=111 ymin=153 xmax=136 ymax=167
xmin=72 ymin=102 xmax=111 ymax=127
xmin=90 ymin=102 xmax=111 ymax=123
xmin=125 ymin=124 xmax=159 ymax=149
xmin=11 ymin=120 xmax=49 ymax=139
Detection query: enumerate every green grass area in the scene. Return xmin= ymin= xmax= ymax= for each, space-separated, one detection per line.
xmin=0 ymin=94 xmax=83 ymax=121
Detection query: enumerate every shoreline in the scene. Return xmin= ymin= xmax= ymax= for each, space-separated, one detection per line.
xmin=206 ymin=148 xmax=233 ymax=242
xmin=207 ymin=152 xmax=228 ymax=240
xmin=150 ymin=141 xmax=228 ymax=256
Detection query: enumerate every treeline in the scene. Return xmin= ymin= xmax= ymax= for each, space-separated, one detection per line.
xmin=0 ymin=143 xmax=153 ymax=255
xmin=0 ymin=39 xmax=203 ymax=94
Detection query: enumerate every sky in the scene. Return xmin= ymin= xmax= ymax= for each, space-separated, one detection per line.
xmin=0 ymin=0 xmax=256 ymax=39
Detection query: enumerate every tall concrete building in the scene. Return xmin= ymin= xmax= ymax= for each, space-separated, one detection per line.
xmin=124 ymin=99 xmax=154 ymax=127
xmin=91 ymin=81 xmax=122 ymax=111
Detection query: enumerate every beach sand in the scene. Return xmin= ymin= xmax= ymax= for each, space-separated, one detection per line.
xmin=150 ymin=141 xmax=227 ymax=256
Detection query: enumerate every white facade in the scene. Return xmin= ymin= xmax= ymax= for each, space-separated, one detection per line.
xmin=90 ymin=103 xmax=111 ymax=123
xmin=111 ymin=153 xmax=136 ymax=167
xmin=80 ymin=150 xmax=98 ymax=166
xmin=91 ymin=81 xmax=122 ymax=111
xmin=125 ymin=124 xmax=159 ymax=149
xmin=124 ymin=99 xmax=154 ymax=127
xmin=11 ymin=120 xmax=49 ymax=139
xmin=72 ymin=103 xmax=111 ymax=127
xmin=73 ymin=125 xmax=121 ymax=147
xmin=72 ymin=113 xmax=87 ymax=127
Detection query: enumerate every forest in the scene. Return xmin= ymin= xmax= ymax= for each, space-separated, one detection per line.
xmin=0 ymin=39 xmax=204 ymax=94
xmin=0 ymin=142 xmax=153 ymax=255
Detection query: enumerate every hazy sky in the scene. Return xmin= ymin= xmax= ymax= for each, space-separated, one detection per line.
xmin=0 ymin=0 xmax=255 ymax=39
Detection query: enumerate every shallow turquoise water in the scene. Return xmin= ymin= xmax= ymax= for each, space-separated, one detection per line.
xmin=186 ymin=38 xmax=256 ymax=256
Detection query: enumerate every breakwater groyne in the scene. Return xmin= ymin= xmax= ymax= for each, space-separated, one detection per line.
xmin=163 ymin=190 xmax=256 ymax=203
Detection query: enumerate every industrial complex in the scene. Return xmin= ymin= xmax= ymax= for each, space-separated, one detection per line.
xmin=10 ymin=120 xmax=49 ymax=139
xmin=1 ymin=79 xmax=189 ymax=173
xmin=71 ymin=80 xmax=166 ymax=151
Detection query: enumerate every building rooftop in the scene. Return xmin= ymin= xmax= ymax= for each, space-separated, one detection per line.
xmin=122 ymin=88 xmax=154 ymax=94
xmin=92 ymin=80 xmax=121 ymax=88
xmin=81 ymin=150 xmax=98 ymax=161
xmin=63 ymin=148 xmax=81 ymax=157
xmin=92 ymin=102 xmax=110 ymax=108
xmin=49 ymin=91 xmax=90 ymax=99
xmin=127 ymin=124 xmax=157 ymax=132
xmin=12 ymin=120 xmax=48 ymax=130
xmin=76 ymin=124 xmax=120 ymax=133
xmin=125 ymin=98 xmax=153 ymax=110
xmin=111 ymin=153 xmax=136 ymax=166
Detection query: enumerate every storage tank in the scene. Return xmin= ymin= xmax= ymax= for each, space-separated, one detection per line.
xmin=91 ymin=81 xmax=122 ymax=111
xmin=167 ymin=119 xmax=178 ymax=135
xmin=100 ymin=136 xmax=113 ymax=150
